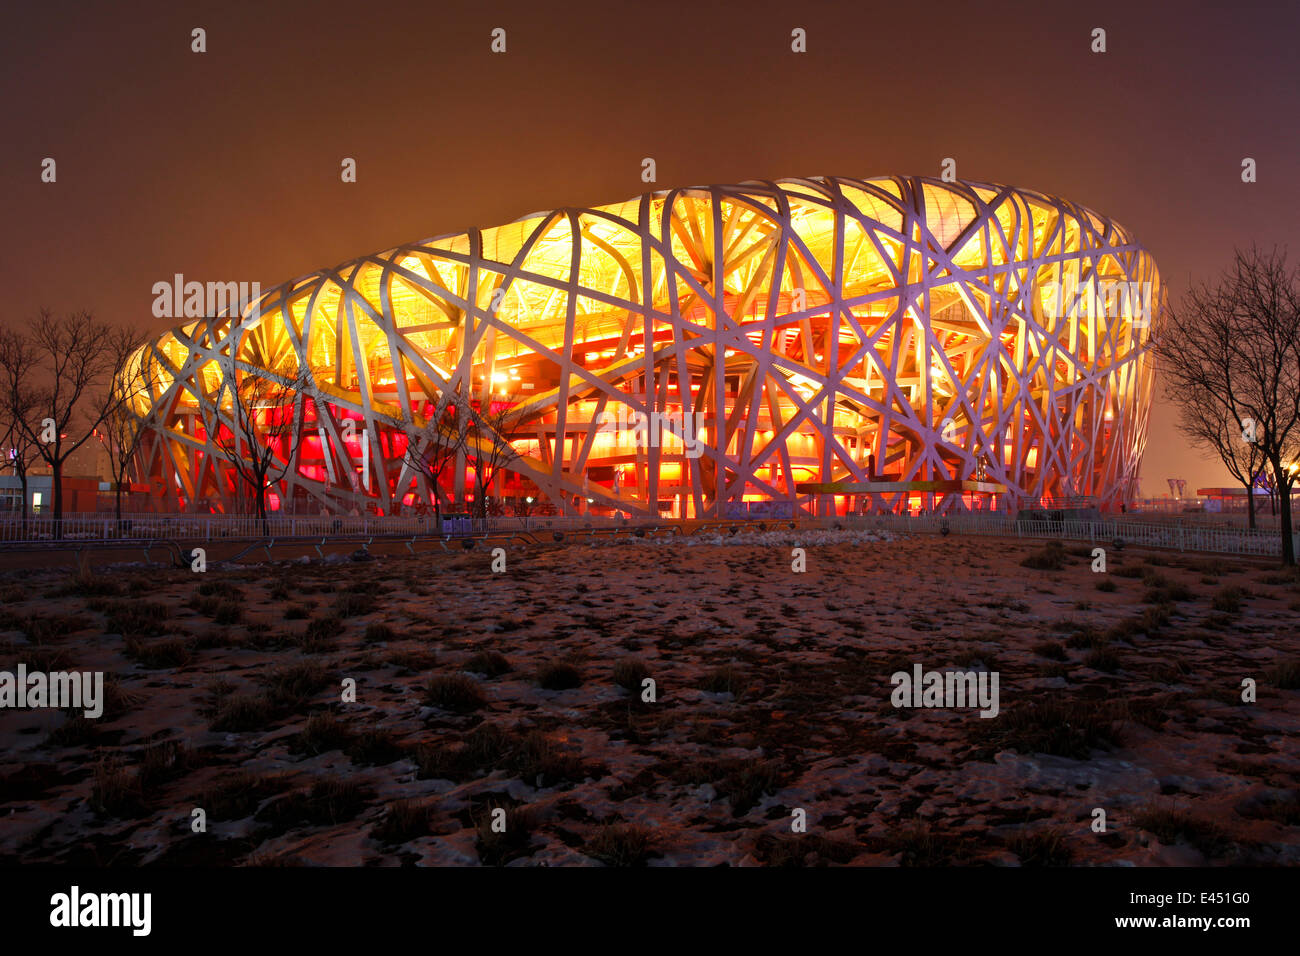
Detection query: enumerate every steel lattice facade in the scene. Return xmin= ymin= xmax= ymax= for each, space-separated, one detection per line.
xmin=119 ymin=176 xmax=1160 ymax=517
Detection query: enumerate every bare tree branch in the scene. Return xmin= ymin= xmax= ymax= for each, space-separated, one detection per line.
xmin=1159 ymin=245 xmax=1300 ymax=564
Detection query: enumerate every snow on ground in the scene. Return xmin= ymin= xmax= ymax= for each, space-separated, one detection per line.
xmin=0 ymin=532 xmax=1297 ymax=866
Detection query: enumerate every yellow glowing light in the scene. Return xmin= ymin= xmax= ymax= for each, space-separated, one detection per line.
xmin=119 ymin=176 xmax=1158 ymax=516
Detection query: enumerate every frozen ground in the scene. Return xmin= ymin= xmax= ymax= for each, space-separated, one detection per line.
xmin=0 ymin=531 xmax=1297 ymax=866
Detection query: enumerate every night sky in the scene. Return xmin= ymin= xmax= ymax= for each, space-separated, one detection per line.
xmin=3 ymin=0 xmax=1297 ymax=493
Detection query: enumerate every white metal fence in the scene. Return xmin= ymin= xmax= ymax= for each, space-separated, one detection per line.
xmin=0 ymin=513 xmax=441 ymax=544
xmin=0 ymin=510 xmax=1293 ymax=558
xmin=0 ymin=511 xmax=654 ymax=544
xmin=836 ymin=514 xmax=1296 ymax=558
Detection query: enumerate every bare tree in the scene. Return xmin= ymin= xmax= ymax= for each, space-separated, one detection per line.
xmin=1172 ymin=383 xmax=1269 ymax=529
xmin=204 ymin=355 xmax=308 ymax=533
xmin=1256 ymin=466 xmax=1279 ymax=519
xmin=95 ymin=406 xmax=146 ymax=525
xmin=400 ymin=389 xmax=471 ymax=527
xmin=0 ymin=311 xmax=138 ymax=535
xmin=467 ymin=395 xmax=524 ymax=520
xmin=94 ymin=342 xmax=161 ymax=525
xmin=0 ymin=378 xmax=41 ymax=533
xmin=1160 ymin=245 xmax=1300 ymax=564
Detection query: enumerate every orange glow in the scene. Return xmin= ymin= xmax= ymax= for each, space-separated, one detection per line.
xmin=119 ymin=176 xmax=1158 ymax=516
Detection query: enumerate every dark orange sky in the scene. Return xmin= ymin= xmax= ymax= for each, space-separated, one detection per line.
xmin=3 ymin=0 xmax=1297 ymax=495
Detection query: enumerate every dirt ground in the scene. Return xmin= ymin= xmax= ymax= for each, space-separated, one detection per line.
xmin=1 ymin=529 xmax=1297 ymax=866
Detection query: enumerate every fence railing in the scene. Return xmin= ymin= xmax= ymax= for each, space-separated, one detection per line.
xmin=0 ymin=511 xmax=651 ymax=545
xmin=834 ymin=514 xmax=1295 ymax=557
xmin=0 ymin=510 xmax=1294 ymax=558
xmin=0 ymin=513 xmax=443 ymax=544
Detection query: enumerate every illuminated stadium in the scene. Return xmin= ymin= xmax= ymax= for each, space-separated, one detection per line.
xmin=119 ymin=176 xmax=1161 ymax=518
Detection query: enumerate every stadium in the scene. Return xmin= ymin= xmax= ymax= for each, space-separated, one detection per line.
xmin=118 ymin=176 xmax=1161 ymax=518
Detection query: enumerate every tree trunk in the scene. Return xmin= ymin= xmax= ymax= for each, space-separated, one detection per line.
xmin=1246 ymin=481 xmax=1256 ymax=530
xmin=1280 ymin=472 xmax=1296 ymax=567
xmin=52 ymin=459 xmax=64 ymax=539
xmin=115 ymin=479 xmax=124 ymax=525
xmin=257 ymin=479 xmax=269 ymax=537
xmin=19 ymin=473 xmax=29 ymax=539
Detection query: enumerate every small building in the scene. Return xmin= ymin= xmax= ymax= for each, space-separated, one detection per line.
xmin=0 ymin=475 xmax=103 ymax=515
xmin=1196 ymin=486 xmax=1295 ymax=514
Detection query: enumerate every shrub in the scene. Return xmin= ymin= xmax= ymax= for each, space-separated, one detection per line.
xmin=753 ymin=833 xmax=859 ymax=867
xmin=969 ymin=697 xmax=1121 ymax=759
xmin=586 ymin=823 xmax=657 ymax=867
xmin=124 ymin=637 xmax=192 ymax=669
xmin=297 ymin=615 xmax=341 ymax=652
xmin=135 ymin=740 xmax=194 ymax=790
xmin=1265 ymin=658 xmax=1300 ymax=690
xmin=198 ymin=580 xmax=242 ymax=598
xmin=21 ymin=613 xmax=94 ymax=642
xmin=1133 ymin=803 xmax=1234 ymax=858
xmin=257 ymin=778 xmax=368 ymax=827
xmin=1032 ymin=641 xmax=1067 ymax=661
xmin=388 ymin=648 xmax=436 ymax=672
xmin=424 ymin=674 xmax=487 ymax=712
xmin=699 ymin=664 xmax=746 ymax=696
xmin=55 ymin=573 xmax=122 ymax=598
xmin=90 ymin=757 xmax=143 ymax=817
xmin=1141 ymin=568 xmax=1170 ymax=588
xmin=463 ymin=723 xmax=513 ymax=765
xmin=884 ymin=823 xmax=978 ymax=866
xmin=261 ymin=661 xmax=331 ymax=709
xmin=475 ymin=801 xmax=535 ymax=866
xmin=346 ymin=728 xmax=407 ymax=766
xmin=290 ymin=713 xmax=352 ymax=755
xmin=13 ymin=645 xmax=72 ymax=671
xmin=1139 ymin=604 xmax=1172 ymax=632
xmin=200 ymin=771 xmax=279 ymax=820
xmin=1008 ymin=828 xmax=1072 ymax=866
xmin=718 ymin=758 xmax=783 ymax=815
xmin=374 ymin=799 xmax=429 ymax=843
xmin=513 ymin=730 xmax=587 ymax=786
xmin=1020 ymin=541 xmax=1066 ymax=571
xmin=1083 ymin=644 xmax=1122 ymax=672
xmin=212 ymin=601 xmax=242 ymax=626
xmin=45 ymin=714 xmax=99 ymax=748
xmin=536 ymin=661 xmax=583 ymax=690
xmin=211 ymin=693 xmax=275 ymax=732
xmin=612 ymin=657 xmax=650 ymax=692
xmin=465 ymin=650 xmax=511 ymax=677
xmin=99 ymin=675 xmax=144 ymax=720
xmin=334 ymin=591 xmax=377 ymax=618
xmin=1212 ymin=586 xmax=1246 ymax=613
xmin=104 ymin=601 xmax=169 ymax=636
